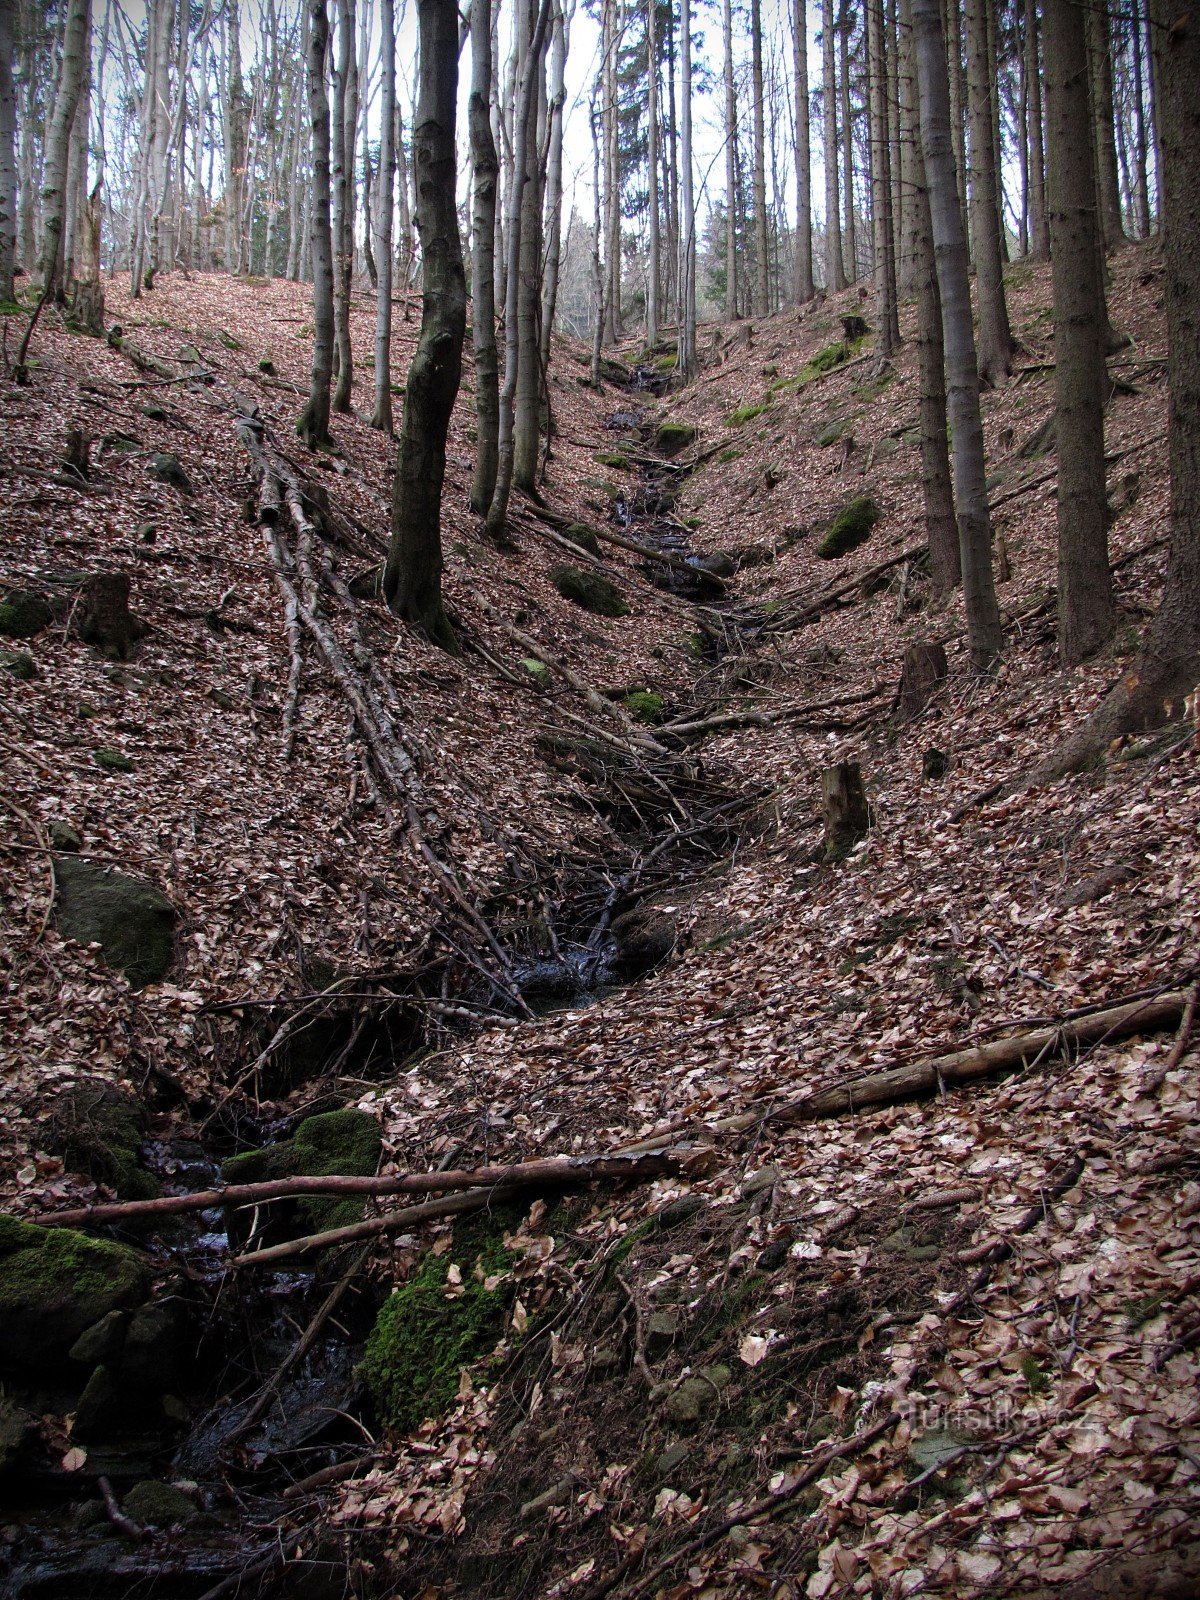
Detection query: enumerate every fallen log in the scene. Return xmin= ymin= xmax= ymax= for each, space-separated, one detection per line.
xmin=41 ymin=1148 xmax=694 ymax=1232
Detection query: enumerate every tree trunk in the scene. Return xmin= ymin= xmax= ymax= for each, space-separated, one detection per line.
xmin=371 ymin=0 xmax=397 ymax=432
xmin=34 ymin=0 xmax=88 ymax=302
xmin=645 ymin=0 xmax=660 ymax=341
xmin=383 ymin=0 xmax=466 ymax=652
xmin=1044 ymin=0 xmax=1115 ymax=666
xmin=539 ymin=0 xmax=567 ymax=368
xmin=0 ymin=0 xmax=17 ymax=304
xmin=792 ymin=0 xmax=815 ymax=301
xmin=839 ymin=2 xmax=857 ymax=281
xmin=297 ymin=1 xmax=335 ymax=450
xmin=601 ymin=0 xmax=620 ymax=343
xmin=331 ymin=0 xmax=356 ymax=413
xmin=822 ymin=0 xmax=845 ymax=290
xmin=1087 ymin=0 xmax=1125 ymax=250
xmin=222 ymin=1 xmax=245 ymax=274
xmin=902 ymin=0 xmax=958 ymax=591
xmin=723 ymin=0 xmax=739 ymax=316
xmin=678 ymin=0 xmax=697 ymax=375
xmin=469 ymin=0 xmax=501 ymax=511
xmin=913 ymin=0 xmax=1003 ymax=670
xmin=1130 ymin=0 xmax=1150 ymax=238
xmin=965 ymin=0 xmax=1014 ymax=384
xmin=896 ymin=0 xmax=920 ymax=292
xmin=821 ymin=761 xmax=871 ymax=858
xmin=868 ymin=0 xmax=899 ymax=352
xmin=512 ymin=3 xmax=546 ymax=493
xmin=751 ymin=0 xmax=770 ymax=314
xmin=944 ymin=0 xmax=967 ymax=226
xmin=1023 ymin=0 xmax=1048 ymax=258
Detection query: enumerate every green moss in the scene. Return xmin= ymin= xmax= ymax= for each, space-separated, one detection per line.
xmin=360 ymin=1219 xmax=518 ymax=1432
xmin=94 ymin=748 xmax=135 ymax=772
xmin=1021 ymin=1354 xmax=1050 ymax=1394
xmin=0 ymin=589 xmax=52 ymax=640
xmin=224 ymin=1108 xmax=381 ymax=1234
xmin=1 ymin=648 xmax=36 ymax=681
xmin=217 ymin=331 xmax=244 ymax=351
xmin=521 ymin=657 xmax=550 ymax=683
xmin=622 ymin=689 xmax=664 ymax=722
xmin=811 ymin=339 xmax=851 ymax=373
xmin=44 ymin=1080 xmax=160 ymax=1199
xmin=593 ymin=451 xmax=630 ymax=470
xmin=817 ymin=496 xmax=880 ymax=559
xmin=0 ymin=1214 xmax=151 ymax=1371
xmin=654 ymin=422 xmax=696 ymax=456
xmin=550 ymin=564 xmax=629 ymax=617
xmin=815 ymin=415 xmax=854 ymax=448
xmin=728 ymin=401 xmax=770 ymax=427
xmin=124 ymin=1480 xmax=197 ymax=1527
xmin=717 ymin=447 xmax=743 ymax=463
xmin=562 ymin=522 xmax=601 ymax=555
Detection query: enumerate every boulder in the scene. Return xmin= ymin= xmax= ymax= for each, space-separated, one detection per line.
xmin=53 ymin=857 xmax=175 ymax=987
xmin=0 ymin=1395 xmax=35 ymax=1475
xmin=124 ymin=1480 xmax=197 ymax=1528
xmin=817 ymin=497 xmax=880 ymax=560
xmin=0 ymin=647 xmax=36 ymax=680
xmin=149 ymin=453 xmax=193 ymax=494
xmin=550 ymin=564 xmax=630 ymax=618
xmin=0 ymin=588 xmax=52 ymax=639
xmin=41 ymin=1078 xmax=159 ymax=1198
xmin=0 ymin=1214 xmax=150 ymax=1373
xmin=664 ymin=1364 xmax=732 ymax=1427
xmin=222 ymin=1108 xmax=382 ymax=1243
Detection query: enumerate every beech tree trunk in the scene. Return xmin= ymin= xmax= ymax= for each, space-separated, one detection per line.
xmin=469 ymin=0 xmax=500 ymax=512
xmin=539 ymin=0 xmax=567 ymax=373
xmin=383 ymin=0 xmax=466 ymax=651
xmin=297 ymin=1 xmax=336 ymax=450
xmin=751 ymin=0 xmax=770 ymax=314
xmin=512 ymin=5 xmax=546 ymax=494
xmin=913 ymin=0 xmax=1003 ymax=670
xmin=35 ymin=0 xmax=89 ymax=301
xmin=1044 ymin=0 xmax=1115 ymax=666
xmin=0 ymin=0 xmax=17 ymax=304
xmin=965 ymin=0 xmax=1013 ymax=384
xmin=331 ymin=0 xmax=357 ymax=413
xmin=822 ymin=0 xmax=845 ymax=290
xmin=371 ymin=0 xmax=397 ymax=432
xmin=792 ymin=0 xmax=814 ymax=301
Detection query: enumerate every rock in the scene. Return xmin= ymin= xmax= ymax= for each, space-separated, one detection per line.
xmin=0 ymin=1214 xmax=150 ymax=1372
xmin=124 ymin=1480 xmax=197 ymax=1528
xmin=521 ymin=657 xmax=551 ymax=684
xmin=73 ymin=1363 xmax=123 ymax=1440
xmin=809 ymin=1412 xmax=838 ymax=1444
xmin=69 ymin=1309 xmax=129 ymax=1368
xmin=921 ymin=747 xmax=951 ymax=781
xmin=610 ymin=906 xmax=678 ymax=978
xmin=78 ymin=572 xmax=146 ymax=661
xmin=655 ymin=1441 xmax=691 ymax=1478
xmin=94 ymin=747 xmax=135 ymax=772
xmin=655 ymin=1195 xmax=704 ymax=1232
xmin=149 ymin=453 xmax=193 ymax=493
xmin=550 ymin=563 xmax=630 ymax=617
xmin=817 ymin=497 xmax=880 ymax=560
xmin=222 ymin=1108 xmax=382 ymax=1242
xmin=0 ymin=1395 xmax=35 ymax=1475
xmin=121 ymin=1302 xmax=183 ymax=1391
xmin=622 ymin=688 xmax=664 ymax=722
xmin=646 ymin=1310 xmax=680 ymax=1350
xmin=742 ymin=1165 xmax=782 ymax=1198
xmin=692 ymin=552 xmax=736 ymax=579
xmin=907 ymin=1425 xmax=971 ymax=1473
xmin=258 ymin=357 xmax=277 ymax=375
xmin=664 ymin=1364 xmax=732 ymax=1426
xmin=654 ymin=422 xmax=697 ymax=457
xmin=141 ymin=402 xmax=170 ymax=421
xmin=53 ymin=858 xmax=176 ymax=987
xmin=815 ymin=415 xmax=854 ymax=448
xmin=0 ymin=587 xmax=52 ymax=639
xmin=881 ymin=1224 xmax=940 ymax=1262
xmin=0 ymin=647 xmax=36 ymax=680
xmin=562 ymin=522 xmax=601 ymax=555
xmin=49 ymin=819 xmax=82 ymax=851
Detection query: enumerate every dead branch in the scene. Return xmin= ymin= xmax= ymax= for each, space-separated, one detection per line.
xmin=1141 ymin=980 xmax=1198 ymax=1094
xmin=97 ymin=1476 xmax=146 ymax=1541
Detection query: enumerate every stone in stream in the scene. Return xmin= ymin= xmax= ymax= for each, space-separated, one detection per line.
xmin=221 ymin=1108 xmax=383 ymax=1244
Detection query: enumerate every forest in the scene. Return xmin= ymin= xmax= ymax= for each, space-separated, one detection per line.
xmin=0 ymin=0 xmax=1198 ymax=1595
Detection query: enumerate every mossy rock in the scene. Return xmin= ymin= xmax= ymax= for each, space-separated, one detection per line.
xmin=593 ymin=451 xmax=630 ymax=470
xmin=258 ymin=357 xmax=277 ymax=375
xmin=810 ymin=340 xmax=851 ymax=373
xmin=149 ymin=453 xmax=193 ymax=493
xmin=0 ymin=1214 xmax=151 ymax=1373
xmin=664 ymin=1363 xmax=732 ymax=1427
xmin=728 ymin=402 xmax=769 ymax=427
xmin=217 ymin=331 xmax=244 ymax=351
xmin=1 ymin=647 xmax=36 ymax=680
xmin=717 ymin=448 xmax=743 ymax=464
xmin=53 ymin=856 xmax=175 ymax=986
xmin=815 ymin=415 xmax=854 ymax=448
xmin=654 ymin=422 xmax=696 ymax=457
xmin=359 ymin=1210 xmax=521 ymax=1432
xmin=521 ymin=657 xmax=550 ymax=684
xmin=562 ymin=522 xmax=601 ymax=555
xmin=94 ymin=747 xmax=135 ymax=773
xmin=41 ymin=1078 xmax=159 ymax=1199
xmin=124 ymin=1479 xmax=197 ymax=1527
xmin=622 ymin=689 xmax=664 ymax=722
xmin=0 ymin=588 xmax=52 ymax=640
xmin=222 ymin=1108 xmax=382 ymax=1237
xmin=550 ymin=564 xmax=629 ymax=618
xmin=817 ymin=497 xmax=880 ymax=559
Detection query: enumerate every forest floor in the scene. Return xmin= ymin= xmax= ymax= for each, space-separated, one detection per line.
xmin=1 ymin=243 xmax=1198 ymax=1600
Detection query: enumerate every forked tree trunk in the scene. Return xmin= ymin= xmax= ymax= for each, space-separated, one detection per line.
xmin=823 ymin=0 xmax=845 ymax=290
xmin=383 ymin=0 xmax=466 ymax=651
xmin=469 ymin=0 xmax=501 ymax=511
xmin=1036 ymin=0 xmax=1199 ymax=778
xmin=792 ymin=0 xmax=814 ymax=301
xmin=371 ymin=0 xmax=397 ymax=432
xmin=965 ymin=0 xmax=1013 ymax=384
xmin=1044 ymin=0 xmax=1115 ymax=665
xmin=913 ymin=0 xmax=1003 ymax=670
xmin=902 ymin=0 xmax=958 ymax=592
xmin=297 ymin=0 xmax=335 ymax=450
xmin=0 ymin=0 xmax=18 ymax=304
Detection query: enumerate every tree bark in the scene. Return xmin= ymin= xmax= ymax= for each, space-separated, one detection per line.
xmin=723 ymin=0 xmax=740 ymax=315
xmin=868 ymin=0 xmax=899 ymax=352
xmin=34 ymin=0 xmax=88 ymax=301
xmin=838 ymin=1 xmax=857 ymax=281
xmin=821 ymin=761 xmax=871 ymax=858
xmin=1087 ymin=0 xmax=1125 ymax=250
xmin=296 ymin=1 xmax=336 ymax=450
xmin=383 ymin=0 xmax=466 ymax=651
xmin=792 ymin=0 xmax=815 ymax=301
xmin=0 ymin=0 xmax=17 ymax=304
xmin=645 ymin=0 xmax=660 ymax=340
xmin=913 ymin=0 xmax=1004 ymax=670
xmin=331 ymin=0 xmax=356 ymax=413
xmin=822 ymin=0 xmax=845 ymax=290
xmin=965 ymin=0 xmax=1014 ymax=384
xmin=512 ymin=5 xmax=546 ymax=493
xmin=1045 ymin=0 xmax=1115 ymax=665
xmin=469 ymin=0 xmax=501 ymax=511
xmin=678 ymin=0 xmax=697 ymax=375
xmin=539 ymin=0 xmax=567 ymax=369
xmin=601 ymin=0 xmax=620 ymax=343
xmin=751 ymin=0 xmax=770 ymax=313
xmin=1023 ymin=0 xmax=1048 ymax=258
xmin=371 ymin=0 xmax=397 ymax=432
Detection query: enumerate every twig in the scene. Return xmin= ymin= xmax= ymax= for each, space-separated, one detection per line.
xmin=97 ymin=1476 xmax=146 ymax=1541
xmin=616 ymin=1268 xmax=656 ymax=1390
xmin=1141 ymin=980 xmax=1199 ymax=1094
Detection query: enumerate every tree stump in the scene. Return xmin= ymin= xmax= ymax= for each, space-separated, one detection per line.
xmin=821 ymin=761 xmax=871 ymax=859
xmin=897 ymin=641 xmax=948 ymax=720
xmin=78 ymin=573 xmax=146 ymax=661
xmin=841 ymin=313 xmax=870 ymax=342
xmin=61 ymin=428 xmax=90 ymax=481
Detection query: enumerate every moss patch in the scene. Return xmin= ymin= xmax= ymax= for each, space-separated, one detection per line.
xmin=0 ymin=589 xmax=52 ymax=640
xmin=222 ymin=1108 xmax=382 ymax=1235
xmin=42 ymin=1079 xmax=160 ymax=1199
xmin=817 ymin=497 xmax=880 ymax=559
xmin=550 ymin=564 xmax=629 ymax=617
xmin=562 ymin=522 xmax=602 ymax=555
xmin=124 ymin=1480 xmax=198 ymax=1527
xmin=360 ymin=1213 xmax=519 ymax=1432
xmin=717 ymin=447 xmax=743 ymax=463
xmin=622 ymin=689 xmax=664 ymax=722
xmin=593 ymin=451 xmax=630 ymax=470
xmin=728 ymin=402 xmax=770 ymax=428
xmin=0 ymin=1214 xmax=150 ymax=1372
xmin=654 ymin=422 xmax=696 ymax=456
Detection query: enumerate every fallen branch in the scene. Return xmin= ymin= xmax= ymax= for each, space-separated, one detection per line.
xmin=1141 ymin=980 xmax=1198 ymax=1094
xmin=98 ymin=1476 xmax=146 ymax=1542
xmin=43 ymin=1148 xmax=694 ymax=1232
xmin=660 ymin=683 xmax=886 ymax=741
xmin=759 ymin=544 xmax=925 ymax=633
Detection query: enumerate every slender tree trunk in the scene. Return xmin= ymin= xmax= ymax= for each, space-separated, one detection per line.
xmin=1146 ymin=0 xmax=1164 ymax=228
xmin=297 ymin=1 xmax=335 ymax=450
xmin=601 ymin=0 xmax=620 ymax=343
xmin=823 ymin=0 xmax=845 ymax=289
xmin=384 ymin=0 xmax=466 ymax=651
xmin=646 ymin=0 xmax=660 ymax=341
xmin=751 ymin=0 xmax=770 ymax=313
xmin=913 ymin=0 xmax=1003 ymax=669
xmin=1130 ymin=0 xmax=1150 ymax=238
xmin=1044 ymin=0 xmax=1115 ymax=664
xmin=331 ymin=0 xmax=356 ymax=412
xmin=1015 ymin=0 xmax=1029 ymax=255
xmin=1024 ymin=0 xmax=1048 ymax=257
xmin=589 ymin=89 xmax=605 ymax=385
xmin=540 ymin=0 xmax=567 ymax=370
xmin=0 ymin=0 xmax=15 ymax=304
xmin=34 ymin=0 xmax=88 ymax=299
xmin=793 ymin=0 xmax=815 ymax=300
xmin=944 ymin=0 xmax=967 ymax=226
xmin=723 ymin=0 xmax=739 ymax=316
xmin=839 ymin=2 xmax=857 ymax=281
xmin=222 ymin=1 xmax=244 ymax=273
xmin=896 ymin=0 xmax=921 ymax=291
xmin=903 ymin=0 xmax=958 ymax=591
xmin=371 ymin=0 xmax=397 ymax=432
xmin=469 ymin=0 xmax=500 ymax=510
xmin=513 ymin=1 xmax=546 ymax=492
xmin=868 ymin=0 xmax=899 ymax=351
xmin=965 ymin=0 xmax=1014 ymax=383
xmin=1087 ymin=0 xmax=1125 ymax=250
xmin=678 ymin=0 xmax=697 ymax=375
xmin=62 ymin=0 xmax=91 ymax=292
